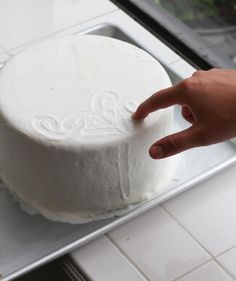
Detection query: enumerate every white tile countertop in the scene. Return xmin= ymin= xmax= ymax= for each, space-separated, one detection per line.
xmin=0 ymin=0 xmax=117 ymax=52
xmin=71 ymin=164 xmax=236 ymax=281
xmin=1 ymin=0 xmax=236 ymax=281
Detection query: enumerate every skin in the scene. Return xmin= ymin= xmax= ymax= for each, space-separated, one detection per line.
xmin=132 ymin=68 xmax=236 ymax=159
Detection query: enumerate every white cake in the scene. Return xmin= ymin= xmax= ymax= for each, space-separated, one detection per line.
xmin=0 ymin=35 xmax=176 ymax=223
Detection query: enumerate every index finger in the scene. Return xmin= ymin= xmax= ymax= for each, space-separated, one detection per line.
xmin=132 ymin=85 xmax=185 ymax=120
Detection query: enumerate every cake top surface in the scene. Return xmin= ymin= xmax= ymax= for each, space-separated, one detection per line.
xmin=0 ymin=34 xmax=171 ymax=145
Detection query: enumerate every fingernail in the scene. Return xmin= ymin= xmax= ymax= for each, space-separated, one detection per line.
xmin=149 ymin=145 xmax=165 ymax=159
xmin=132 ymin=111 xmax=146 ymax=121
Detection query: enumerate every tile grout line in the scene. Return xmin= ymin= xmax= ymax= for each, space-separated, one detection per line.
xmin=172 ymin=260 xmax=212 ymax=281
xmin=166 ymin=58 xmax=182 ymax=66
xmin=160 ymin=205 xmax=212 ymax=257
xmin=105 ymin=234 xmax=151 ymax=281
xmin=106 ymin=232 xmax=214 ymax=281
xmin=214 ymin=259 xmax=236 ymax=281
xmin=215 ymin=244 xmax=236 ymax=259
xmin=161 ymin=205 xmax=236 ymax=281
xmin=0 ymin=45 xmax=12 ymax=58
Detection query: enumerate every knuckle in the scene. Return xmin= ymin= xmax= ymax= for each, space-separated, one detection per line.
xmin=192 ymin=70 xmax=205 ymax=77
xmin=162 ymin=135 xmax=179 ymax=155
xmin=209 ymin=67 xmax=219 ymax=72
xmin=179 ymin=78 xmax=197 ymax=93
xmin=149 ymin=93 xmax=161 ymax=109
xmin=150 ymin=91 xmax=161 ymax=102
xmin=149 ymin=93 xmax=157 ymax=104
xmin=194 ymin=126 xmax=209 ymax=146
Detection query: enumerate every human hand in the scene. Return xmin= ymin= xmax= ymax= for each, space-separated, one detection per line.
xmin=132 ymin=68 xmax=236 ymax=159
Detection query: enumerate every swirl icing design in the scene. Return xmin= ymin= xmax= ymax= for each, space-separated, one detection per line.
xmin=31 ymin=90 xmax=138 ymax=140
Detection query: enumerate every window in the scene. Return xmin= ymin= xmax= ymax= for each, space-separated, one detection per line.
xmin=154 ymin=0 xmax=236 ymax=65
xmin=113 ymin=0 xmax=236 ymax=69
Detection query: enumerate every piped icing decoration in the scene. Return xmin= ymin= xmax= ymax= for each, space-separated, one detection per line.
xmin=31 ymin=89 xmax=138 ymax=140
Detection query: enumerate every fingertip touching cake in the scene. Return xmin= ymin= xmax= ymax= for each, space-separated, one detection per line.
xmin=0 ymin=34 xmax=176 ymax=223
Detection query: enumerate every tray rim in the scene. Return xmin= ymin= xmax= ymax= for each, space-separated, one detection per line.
xmin=2 ymin=19 xmax=236 ymax=281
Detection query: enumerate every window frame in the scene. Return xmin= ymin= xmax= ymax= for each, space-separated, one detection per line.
xmin=111 ymin=0 xmax=236 ymax=69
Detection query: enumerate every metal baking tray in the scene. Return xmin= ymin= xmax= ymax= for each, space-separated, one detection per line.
xmin=1 ymin=23 xmax=236 ymax=281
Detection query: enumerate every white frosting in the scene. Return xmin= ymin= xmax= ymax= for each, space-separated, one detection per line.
xmin=0 ymin=35 xmax=176 ymax=223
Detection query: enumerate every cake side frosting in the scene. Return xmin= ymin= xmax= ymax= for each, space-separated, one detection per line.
xmin=0 ymin=35 xmax=177 ymax=223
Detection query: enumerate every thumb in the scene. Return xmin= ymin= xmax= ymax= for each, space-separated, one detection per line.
xmin=149 ymin=126 xmax=202 ymax=159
